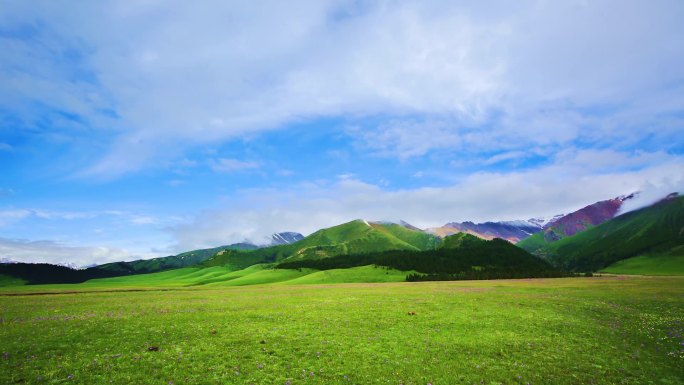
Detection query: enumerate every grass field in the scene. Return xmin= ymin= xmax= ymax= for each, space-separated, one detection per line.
xmin=1 ymin=276 xmax=683 ymax=384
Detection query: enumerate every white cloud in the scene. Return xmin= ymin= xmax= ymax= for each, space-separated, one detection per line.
xmin=0 ymin=237 xmax=143 ymax=267
xmin=209 ymin=158 xmax=260 ymax=173
xmin=0 ymin=208 xmax=179 ymax=265
xmin=2 ymin=1 xmax=681 ymax=175
xmin=619 ymin=183 xmax=684 ymax=215
xmin=0 ymin=208 xmax=118 ymax=227
xmin=483 ymin=151 xmax=529 ymax=165
xmin=130 ymin=215 xmax=159 ymax=225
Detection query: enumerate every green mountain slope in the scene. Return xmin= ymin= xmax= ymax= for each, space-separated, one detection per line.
xmin=0 ymin=274 xmax=26 ymax=287
xmin=97 ymin=242 xmax=257 ymax=274
xmin=517 ymin=196 xmax=630 ymax=254
xmin=0 ymin=233 xmax=559 ymax=289
xmin=27 ymin=264 xmax=407 ymax=289
xmin=441 ymin=232 xmax=487 ymax=249
xmin=515 ymin=232 xmax=551 ymax=256
xmin=521 ymin=195 xmax=684 ymax=272
xmin=278 ymin=233 xmax=561 ymax=280
xmin=203 ymin=220 xmax=440 ymax=268
xmin=370 ymin=221 xmax=441 ymax=250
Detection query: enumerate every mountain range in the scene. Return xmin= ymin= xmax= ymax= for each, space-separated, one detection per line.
xmin=518 ymin=193 xmax=683 ymax=272
xmin=1 ymin=192 xmax=682 ymax=286
xmin=427 ymin=219 xmax=549 ymax=243
xmin=94 ymin=231 xmax=304 ymax=275
xmin=427 ymin=194 xmax=635 ymax=243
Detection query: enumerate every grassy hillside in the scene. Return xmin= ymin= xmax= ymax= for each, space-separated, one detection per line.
xmin=203 ymin=220 xmax=439 ymax=268
xmin=440 ymin=232 xmax=486 ymax=249
xmin=85 ymin=264 xmax=409 ymax=287
xmin=601 ymin=246 xmax=684 ymax=275
xmin=522 ymin=195 xmax=684 ymax=272
xmin=370 ymin=222 xmax=441 ymax=250
xmin=83 ymin=266 xmax=239 ymax=287
xmin=0 ymin=274 xmax=25 ymax=287
xmin=515 ymin=231 xmax=550 ymax=255
xmin=278 ymin=233 xmax=563 ymax=281
xmin=0 ymin=264 xmax=412 ymax=290
xmin=111 ymin=264 xmax=407 ymax=287
xmin=517 ymin=196 xmax=630 ymax=253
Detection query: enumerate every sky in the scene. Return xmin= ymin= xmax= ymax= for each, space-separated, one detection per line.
xmin=1 ymin=0 xmax=683 ymax=266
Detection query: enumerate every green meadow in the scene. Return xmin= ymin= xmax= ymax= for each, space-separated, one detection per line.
xmin=602 ymin=247 xmax=684 ymax=276
xmin=1 ymin=276 xmax=683 ymax=384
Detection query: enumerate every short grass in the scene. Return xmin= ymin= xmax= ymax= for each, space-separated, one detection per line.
xmin=602 ymin=249 xmax=684 ymax=276
xmin=1 ymin=276 xmax=683 ymax=384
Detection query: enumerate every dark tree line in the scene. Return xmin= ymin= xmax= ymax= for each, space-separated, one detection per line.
xmin=0 ymin=263 xmax=122 ymax=285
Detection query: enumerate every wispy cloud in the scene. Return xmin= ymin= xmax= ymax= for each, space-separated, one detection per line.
xmin=350 ymin=119 xmax=462 ymax=159
xmin=209 ymin=158 xmax=260 ymax=173
xmin=0 ymin=208 xmax=162 ymax=228
xmin=0 ymin=209 xmax=31 ymax=226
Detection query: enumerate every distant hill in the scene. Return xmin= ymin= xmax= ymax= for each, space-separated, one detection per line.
xmin=518 ymin=195 xmax=633 ymax=252
xmin=277 ymin=233 xmax=563 ymax=281
xmin=0 ymin=220 xmax=576 ymax=286
xmin=519 ymin=194 xmax=684 ymax=272
xmin=96 ymin=232 xmax=305 ymax=275
xmin=7 ymin=192 xmax=678 ymax=286
xmin=203 ymin=220 xmax=440 ymax=269
xmin=97 ymin=242 xmax=258 ymax=274
xmin=0 ymin=263 xmax=120 ymax=284
xmin=428 ymin=220 xmax=544 ymax=243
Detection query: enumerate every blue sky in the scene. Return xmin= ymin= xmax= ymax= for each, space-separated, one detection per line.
xmin=1 ymin=1 xmax=683 ymax=265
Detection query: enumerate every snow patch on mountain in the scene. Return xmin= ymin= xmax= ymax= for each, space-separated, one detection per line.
xmin=525 ymin=215 xmax=565 ymax=229
xmin=270 ymin=232 xmax=304 ymax=245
